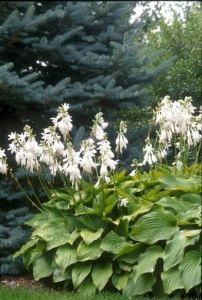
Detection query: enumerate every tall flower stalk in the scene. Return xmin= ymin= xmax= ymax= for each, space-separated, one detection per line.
xmin=0 ymin=96 xmax=201 ymax=212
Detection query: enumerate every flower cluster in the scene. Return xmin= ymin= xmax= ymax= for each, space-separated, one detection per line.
xmin=154 ymin=96 xmax=201 ymax=147
xmin=139 ymin=96 xmax=201 ymax=168
xmin=2 ymin=104 xmax=128 ymax=189
xmin=8 ymin=125 xmax=41 ymax=173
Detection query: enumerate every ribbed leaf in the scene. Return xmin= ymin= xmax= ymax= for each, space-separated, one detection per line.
xmin=164 ymin=230 xmax=200 ymax=270
xmin=33 ymin=255 xmax=53 ymax=280
xmin=92 ymin=262 xmax=113 ymax=291
xmin=72 ymin=262 xmax=92 ymax=288
xmin=100 ymin=230 xmax=129 ymax=254
xmin=33 ymin=220 xmax=70 ymax=250
xmin=161 ymin=266 xmax=183 ymax=294
xmin=124 ymin=273 xmax=156 ymax=297
xmin=112 ymin=273 xmax=129 ymax=290
xmin=53 ymin=268 xmax=71 ymax=283
xmin=13 ymin=239 xmax=37 ymax=259
xmin=133 ymin=245 xmax=164 ymax=281
xmin=159 ymin=175 xmax=200 ymax=193
xmin=77 ymin=240 xmax=103 ymax=261
xmin=78 ymin=278 xmax=96 ymax=295
xmin=55 ymin=245 xmax=77 ymax=270
xmin=80 ymin=228 xmax=103 ymax=245
xmin=130 ymin=211 xmax=178 ymax=244
xmin=179 ymin=251 xmax=201 ymax=292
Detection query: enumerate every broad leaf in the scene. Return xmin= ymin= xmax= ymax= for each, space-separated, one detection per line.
xmin=100 ymin=230 xmax=129 ymax=254
xmin=80 ymin=228 xmax=103 ymax=245
xmin=72 ymin=262 xmax=92 ymax=288
xmin=112 ymin=273 xmax=129 ymax=290
xmin=134 ymin=245 xmax=164 ymax=279
xmin=161 ymin=266 xmax=183 ymax=294
xmin=33 ymin=255 xmax=53 ymax=280
xmin=179 ymin=251 xmax=201 ymax=292
xmin=164 ymin=230 xmax=201 ymax=270
xmin=130 ymin=210 xmax=178 ymax=244
xmin=33 ymin=220 xmax=70 ymax=250
xmin=53 ymin=268 xmax=71 ymax=283
xmin=13 ymin=239 xmax=37 ymax=259
xmin=55 ymin=245 xmax=77 ymax=270
xmin=92 ymin=262 xmax=113 ymax=291
xmin=124 ymin=273 xmax=156 ymax=297
xmin=159 ymin=175 xmax=200 ymax=193
xmin=78 ymin=278 xmax=96 ymax=295
xmin=77 ymin=240 xmax=103 ymax=261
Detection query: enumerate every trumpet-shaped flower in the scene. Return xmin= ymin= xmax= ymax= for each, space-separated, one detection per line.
xmin=80 ymin=138 xmax=97 ymax=174
xmin=63 ymin=143 xmax=81 ymax=189
xmin=142 ymin=138 xmax=157 ymax=166
xmin=0 ymin=148 xmax=8 ymax=174
xmin=52 ymin=103 xmax=73 ymax=140
xmin=91 ymin=112 xmax=108 ymax=140
xmin=115 ymin=121 xmax=128 ymax=154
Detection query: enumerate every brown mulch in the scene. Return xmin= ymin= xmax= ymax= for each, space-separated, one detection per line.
xmin=0 ymin=275 xmax=54 ymax=290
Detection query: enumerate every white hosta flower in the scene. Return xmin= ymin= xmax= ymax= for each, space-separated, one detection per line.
xmin=172 ymin=160 xmax=183 ymax=171
xmin=8 ymin=126 xmax=41 ymax=173
xmin=0 ymin=148 xmax=8 ymax=174
xmin=97 ymin=137 xmax=117 ymax=182
xmin=91 ymin=112 xmax=108 ymax=140
xmin=52 ymin=103 xmax=73 ymax=139
xmin=156 ymin=147 xmax=168 ymax=161
xmin=142 ymin=138 xmax=157 ymax=166
xmin=130 ymin=169 xmax=137 ymax=176
xmin=118 ymin=198 xmax=128 ymax=208
xmin=115 ymin=121 xmax=128 ymax=154
xmin=63 ymin=144 xmax=81 ymax=189
xmin=80 ymin=138 xmax=97 ymax=174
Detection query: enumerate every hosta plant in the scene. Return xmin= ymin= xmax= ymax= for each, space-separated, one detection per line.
xmin=0 ymin=95 xmax=201 ymax=297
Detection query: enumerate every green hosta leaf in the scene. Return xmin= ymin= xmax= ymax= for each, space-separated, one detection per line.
xmin=13 ymin=239 xmax=37 ymax=259
xmin=80 ymin=228 xmax=104 ymax=245
xmin=157 ymin=196 xmax=191 ymax=213
xmin=77 ymin=240 xmax=103 ymax=261
xmin=72 ymin=262 xmax=92 ymax=288
xmin=55 ymin=245 xmax=77 ymax=270
xmin=159 ymin=175 xmax=200 ymax=193
xmin=179 ymin=193 xmax=201 ymax=205
xmin=114 ymin=243 xmax=145 ymax=262
xmin=115 ymin=218 xmax=129 ymax=237
xmin=92 ymin=262 xmax=113 ymax=291
xmin=179 ymin=250 xmax=201 ymax=292
xmin=78 ymin=278 xmax=96 ymax=296
xmin=100 ymin=231 xmax=130 ymax=254
xmin=23 ymin=241 xmax=46 ymax=267
xmin=33 ymin=255 xmax=53 ymax=281
xmin=25 ymin=213 xmax=48 ymax=228
xmin=118 ymin=261 xmax=133 ymax=272
xmin=127 ymin=199 xmax=153 ymax=220
xmin=75 ymin=204 xmax=99 ymax=216
xmin=53 ymin=268 xmax=71 ymax=283
xmin=104 ymin=194 xmax=118 ymax=214
xmin=130 ymin=210 xmax=178 ymax=244
xmin=77 ymin=215 xmax=105 ymax=230
xmin=33 ymin=220 xmax=70 ymax=250
xmin=67 ymin=230 xmax=80 ymax=245
xmin=161 ymin=266 xmax=183 ymax=294
xmin=164 ymin=230 xmax=201 ymax=271
xmin=112 ymin=273 xmax=129 ymax=290
xmin=134 ymin=245 xmax=164 ymax=279
xmin=124 ymin=273 xmax=156 ymax=297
